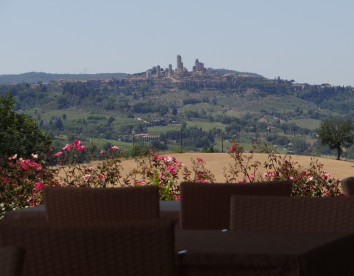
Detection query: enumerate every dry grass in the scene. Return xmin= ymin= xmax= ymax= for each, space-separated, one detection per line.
xmin=56 ymin=153 xmax=354 ymax=184
xmin=109 ymin=153 xmax=354 ymax=182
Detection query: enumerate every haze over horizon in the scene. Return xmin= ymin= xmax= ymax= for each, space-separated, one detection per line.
xmin=1 ymin=0 xmax=353 ymax=86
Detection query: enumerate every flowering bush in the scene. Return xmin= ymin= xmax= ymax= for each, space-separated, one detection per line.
xmin=1 ymin=139 xmax=344 ymax=218
xmin=54 ymin=140 xmax=125 ymax=188
xmin=224 ymin=141 xmax=343 ymax=197
xmin=0 ymin=153 xmax=57 ymax=218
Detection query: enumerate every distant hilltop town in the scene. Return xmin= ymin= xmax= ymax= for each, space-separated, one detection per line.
xmin=126 ymin=55 xmax=256 ymax=84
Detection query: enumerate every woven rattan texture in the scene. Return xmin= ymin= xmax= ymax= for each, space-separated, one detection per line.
xmin=0 ymin=247 xmax=24 ymax=276
xmin=43 ymin=186 xmax=160 ymax=223
xmin=230 ymin=195 xmax=354 ymax=233
xmin=180 ymin=180 xmax=292 ymax=230
xmin=0 ymin=220 xmax=175 ymax=276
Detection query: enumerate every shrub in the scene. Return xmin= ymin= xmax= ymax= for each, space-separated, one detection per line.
xmin=1 ymin=139 xmax=343 ymax=219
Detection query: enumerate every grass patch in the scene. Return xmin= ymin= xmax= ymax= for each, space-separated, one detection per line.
xmin=147 ymin=125 xmax=181 ymax=135
xmin=186 ymin=121 xmax=226 ymax=131
xmin=291 ymin=119 xmax=321 ymax=130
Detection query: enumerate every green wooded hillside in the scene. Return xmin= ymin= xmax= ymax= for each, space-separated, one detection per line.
xmin=0 ymin=72 xmax=353 ymax=159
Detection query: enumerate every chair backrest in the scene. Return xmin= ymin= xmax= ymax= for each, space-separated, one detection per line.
xmin=179 ymin=180 xmax=292 ymax=230
xmin=230 ymin=195 xmax=354 ymax=233
xmin=341 ymin=177 xmax=354 ymax=196
xmin=0 ymin=220 xmax=175 ymax=276
xmin=0 ymin=246 xmax=24 ymax=276
xmin=43 ymin=185 xmax=160 ymax=223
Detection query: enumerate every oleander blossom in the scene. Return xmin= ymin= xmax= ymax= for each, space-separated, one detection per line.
xmin=62 ymin=144 xmax=71 ymax=151
xmin=77 ymin=145 xmax=85 ymax=151
xmin=34 ymin=181 xmax=44 ymax=190
xmin=134 ymin=181 xmax=146 ymax=186
xmin=8 ymin=154 xmax=17 ymax=160
xmin=72 ymin=140 xmax=81 ymax=148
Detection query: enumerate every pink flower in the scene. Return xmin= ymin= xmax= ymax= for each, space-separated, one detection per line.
xmin=77 ymin=145 xmax=85 ymax=151
xmin=21 ymin=159 xmax=30 ymax=170
xmin=228 ymin=144 xmax=236 ymax=151
xmin=31 ymin=153 xmax=38 ymax=159
xmin=196 ymin=179 xmax=209 ymax=183
xmin=51 ymin=181 xmax=61 ymax=187
xmin=8 ymin=154 xmax=17 ymax=160
xmin=167 ymin=166 xmax=176 ymax=173
xmin=264 ymin=171 xmax=276 ymax=178
xmin=134 ymin=181 xmax=146 ymax=186
xmin=159 ymin=155 xmax=166 ymax=161
xmin=157 ymin=173 xmax=162 ymax=178
xmin=97 ymin=174 xmax=104 ymax=180
xmin=72 ymin=140 xmax=81 ymax=148
xmin=249 ymin=174 xmax=255 ymax=179
xmin=86 ymin=167 xmax=93 ymax=171
xmin=0 ymin=176 xmax=9 ymax=184
xmin=100 ymin=150 xmax=105 ymax=154
xmin=111 ymin=146 xmax=119 ymax=150
xmin=237 ymin=180 xmax=247 ymax=183
xmin=34 ymin=181 xmax=44 ymax=190
xmin=172 ymin=195 xmax=180 ymax=201
xmin=302 ymin=171 xmax=308 ymax=176
xmin=153 ymin=154 xmax=159 ymax=159
xmin=166 ymin=156 xmax=173 ymax=163
xmin=83 ymin=174 xmax=91 ymax=181
xmin=30 ymin=161 xmax=41 ymax=169
xmin=62 ymin=144 xmax=71 ymax=151
xmin=197 ymin=157 xmax=203 ymax=162
xmin=322 ymin=174 xmax=330 ymax=180
xmin=55 ymin=151 xmax=63 ymax=157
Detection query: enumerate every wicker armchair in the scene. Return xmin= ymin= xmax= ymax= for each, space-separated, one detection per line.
xmin=43 ymin=185 xmax=160 ymax=223
xmin=230 ymin=195 xmax=354 ymax=233
xmin=341 ymin=177 xmax=354 ymax=196
xmin=179 ymin=180 xmax=292 ymax=230
xmin=0 ymin=246 xmax=24 ymax=276
xmin=0 ymin=220 xmax=175 ymax=276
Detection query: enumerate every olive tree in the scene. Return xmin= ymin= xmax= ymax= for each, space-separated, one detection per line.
xmin=317 ymin=118 xmax=354 ymax=160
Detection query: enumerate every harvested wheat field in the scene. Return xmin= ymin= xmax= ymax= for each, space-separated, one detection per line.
xmin=116 ymin=153 xmax=354 ymax=182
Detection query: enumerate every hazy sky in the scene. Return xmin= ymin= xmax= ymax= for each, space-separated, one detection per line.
xmin=1 ymin=0 xmax=353 ymax=86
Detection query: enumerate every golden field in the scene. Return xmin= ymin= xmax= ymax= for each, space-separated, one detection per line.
xmin=113 ymin=153 xmax=354 ymax=182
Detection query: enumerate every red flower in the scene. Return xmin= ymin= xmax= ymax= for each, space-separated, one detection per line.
xmin=55 ymin=152 xmax=63 ymax=157
xmin=62 ymin=144 xmax=71 ymax=151
xmin=72 ymin=140 xmax=81 ymax=148
xmin=34 ymin=181 xmax=44 ymax=190
xmin=77 ymin=145 xmax=85 ymax=151
xmin=167 ymin=166 xmax=176 ymax=173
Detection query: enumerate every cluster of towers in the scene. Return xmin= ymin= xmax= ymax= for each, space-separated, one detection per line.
xmin=146 ymin=55 xmax=206 ymax=79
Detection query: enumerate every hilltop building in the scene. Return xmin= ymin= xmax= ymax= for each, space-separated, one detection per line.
xmin=193 ymin=59 xmax=206 ymax=73
xmin=176 ymin=55 xmax=184 ymax=70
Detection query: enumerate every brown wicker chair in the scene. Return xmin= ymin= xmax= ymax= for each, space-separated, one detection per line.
xmin=230 ymin=195 xmax=354 ymax=233
xmin=0 ymin=220 xmax=175 ymax=276
xmin=0 ymin=246 xmax=24 ymax=276
xmin=179 ymin=180 xmax=292 ymax=230
xmin=341 ymin=177 xmax=354 ymax=196
xmin=43 ymin=185 xmax=160 ymax=223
